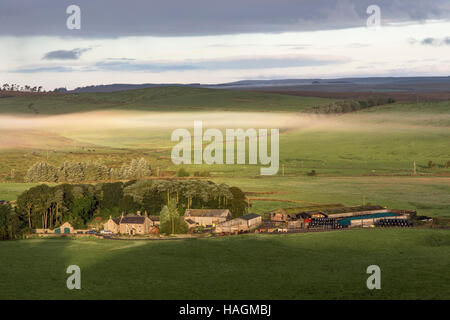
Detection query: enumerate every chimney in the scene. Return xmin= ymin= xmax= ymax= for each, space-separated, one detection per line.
xmin=137 ymin=211 xmax=141 ymax=216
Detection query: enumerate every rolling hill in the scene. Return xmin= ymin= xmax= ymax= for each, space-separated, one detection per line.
xmin=0 ymin=86 xmax=335 ymax=115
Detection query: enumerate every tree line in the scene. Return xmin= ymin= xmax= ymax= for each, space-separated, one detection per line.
xmin=2 ymin=83 xmax=43 ymax=92
xmin=307 ymin=97 xmax=396 ymax=114
xmin=25 ymin=158 xmax=151 ymax=183
xmin=2 ymin=179 xmax=247 ymax=238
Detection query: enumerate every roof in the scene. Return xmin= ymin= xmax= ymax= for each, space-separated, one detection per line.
xmin=184 ymin=209 xmax=231 ymax=217
xmin=149 ymin=215 xmax=160 ymax=221
xmin=120 ymin=215 xmax=146 ymax=224
xmin=111 ymin=217 xmax=121 ymax=225
xmin=240 ymin=213 xmax=261 ymax=221
xmin=60 ymin=222 xmax=73 ymax=228
xmin=185 ymin=219 xmax=196 ymax=224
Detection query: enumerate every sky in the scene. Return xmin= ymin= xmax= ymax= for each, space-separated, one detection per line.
xmin=1 ymin=0 xmax=450 ymax=90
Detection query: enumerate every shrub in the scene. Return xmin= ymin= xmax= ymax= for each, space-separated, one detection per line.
xmin=177 ymin=168 xmax=190 ymax=177
xmin=307 ymin=170 xmax=317 ymax=176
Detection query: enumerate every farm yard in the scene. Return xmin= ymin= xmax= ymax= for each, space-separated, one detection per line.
xmin=0 ymin=87 xmax=449 ymax=300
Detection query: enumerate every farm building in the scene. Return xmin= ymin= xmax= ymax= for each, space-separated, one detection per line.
xmin=104 ymin=216 xmax=121 ymax=234
xmin=336 ymin=212 xmax=410 ymax=227
xmin=184 ymin=209 xmax=232 ymax=227
xmin=214 ymin=213 xmax=262 ymax=233
xmin=240 ymin=214 xmax=263 ymax=228
xmin=34 ymin=222 xmax=90 ymax=235
xmin=148 ymin=215 xmax=161 ymax=226
xmin=54 ymin=222 xmax=75 ymax=234
xmin=185 ymin=219 xmax=197 ymax=229
xmin=103 ymin=213 xmax=158 ymax=235
xmin=268 ymin=205 xmax=345 ymax=221
xmin=269 ymin=205 xmax=415 ymax=231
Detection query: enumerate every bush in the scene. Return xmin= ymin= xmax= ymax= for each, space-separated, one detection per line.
xmin=307 ymin=170 xmax=317 ymax=176
xmin=193 ymin=171 xmax=211 ymax=177
xmin=177 ymin=168 xmax=190 ymax=177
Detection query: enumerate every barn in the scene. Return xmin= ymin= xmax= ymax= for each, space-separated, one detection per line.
xmin=53 ymin=222 xmax=75 ymax=234
xmin=184 ymin=209 xmax=232 ymax=227
xmin=215 ymin=213 xmax=262 ymax=233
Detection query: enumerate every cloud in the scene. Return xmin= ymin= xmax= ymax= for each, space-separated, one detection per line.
xmin=409 ymin=37 xmax=450 ymax=46
xmin=93 ymin=55 xmax=348 ymax=72
xmin=42 ymin=48 xmax=91 ymax=60
xmin=0 ymin=0 xmax=449 ymax=37
xmin=12 ymin=66 xmax=74 ymax=73
xmin=10 ymin=54 xmax=349 ymax=73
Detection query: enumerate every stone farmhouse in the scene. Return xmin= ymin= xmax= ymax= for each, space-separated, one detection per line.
xmin=103 ymin=213 xmax=159 ymax=235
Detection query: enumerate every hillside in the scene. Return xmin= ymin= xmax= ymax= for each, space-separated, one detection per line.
xmin=0 ymin=87 xmax=335 ymax=115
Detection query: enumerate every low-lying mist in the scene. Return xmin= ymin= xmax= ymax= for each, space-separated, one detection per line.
xmin=0 ymin=110 xmax=448 ymax=150
xmin=1 ymin=110 xmax=448 ymax=132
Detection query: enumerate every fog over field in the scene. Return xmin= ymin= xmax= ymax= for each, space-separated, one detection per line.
xmin=1 ymin=109 xmax=449 ymax=133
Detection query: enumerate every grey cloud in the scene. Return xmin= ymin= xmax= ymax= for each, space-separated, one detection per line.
xmin=93 ymin=61 xmax=200 ymax=72
xmin=93 ymin=55 xmax=348 ymax=72
xmin=12 ymin=66 xmax=74 ymax=73
xmin=0 ymin=0 xmax=449 ymax=37
xmin=11 ymin=55 xmax=348 ymax=73
xmin=412 ymin=37 xmax=450 ymax=46
xmin=42 ymin=48 xmax=91 ymax=60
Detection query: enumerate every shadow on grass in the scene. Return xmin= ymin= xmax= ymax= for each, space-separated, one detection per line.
xmin=1 ymin=229 xmax=449 ymax=300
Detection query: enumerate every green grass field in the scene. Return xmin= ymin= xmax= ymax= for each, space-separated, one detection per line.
xmin=0 ymin=229 xmax=449 ymax=300
xmin=0 ymin=87 xmax=335 ymax=114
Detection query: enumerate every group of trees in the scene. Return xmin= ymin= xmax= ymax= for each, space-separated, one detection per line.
xmin=25 ymin=158 xmax=151 ymax=183
xmin=176 ymin=168 xmax=211 ymax=177
xmin=10 ymin=179 xmax=247 ymax=235
xmin=159 ymin=201 xmax=189 ymax=234
xmin=122 ymin=179 xmax=247 ymax=218
xmin=0 ymin=204 xmax=24 ymax=240
xmin=16 ymin=183 xmax=97 ymax=230
xmin=1 ymin=83 xmax=43 ymax=92
xmin=308 ymin=97 xmax=396 ymax=114
xmin=427 ymin=160 xmax=450 ymax=169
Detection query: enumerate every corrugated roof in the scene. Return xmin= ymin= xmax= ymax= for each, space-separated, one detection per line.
xmin=184 ymin=209 xmax=231 ymax=217
xmin=240 ymin=213 xmax=261 ymax=221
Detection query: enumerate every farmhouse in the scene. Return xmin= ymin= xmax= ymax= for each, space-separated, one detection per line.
xmin=184 ymin=209 xmax=232 ymax=227
xmin=215 ymin=213 xmax=262 ymax=233
xmin=103 ymin=213 xmax=158 ymax=235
